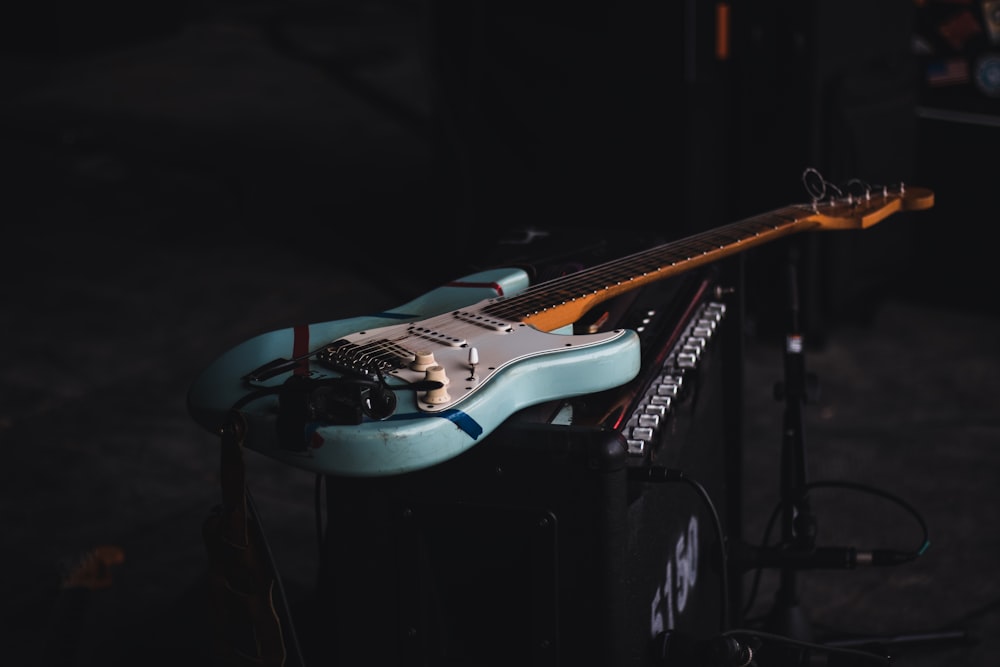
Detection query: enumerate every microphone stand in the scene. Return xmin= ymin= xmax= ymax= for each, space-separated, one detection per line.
xmin=763 ymin=245 xmax=817 ymax=642
xmin=749 ymin=247 xmax=970 ymax=664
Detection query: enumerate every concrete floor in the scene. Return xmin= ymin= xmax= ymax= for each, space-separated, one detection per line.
xmin=2 ymin=3 xmax=999 ymax=666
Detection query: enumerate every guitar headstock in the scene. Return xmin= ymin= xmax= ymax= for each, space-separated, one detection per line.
xmin=798 ymin=169 xmax=935 ymax=231
xmin=807 ymin=185 xmax=935 ymax=231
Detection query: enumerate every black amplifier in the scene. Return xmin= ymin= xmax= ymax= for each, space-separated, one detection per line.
xmin=314 ymin=237 xmax=745 ymax=667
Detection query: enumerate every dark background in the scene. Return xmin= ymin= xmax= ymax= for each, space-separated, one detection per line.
xmin=2 ymin=1 xmax=999 ymax=666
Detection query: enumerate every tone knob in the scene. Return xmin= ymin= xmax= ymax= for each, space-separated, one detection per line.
xmin=423 ymin=365 xmax=451 ymax=404
xmin=410 ymin=350 xmax=437 ymax=372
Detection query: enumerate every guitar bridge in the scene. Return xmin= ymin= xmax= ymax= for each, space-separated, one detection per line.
xmin=315 ymin=339 xmax=409 ymax=377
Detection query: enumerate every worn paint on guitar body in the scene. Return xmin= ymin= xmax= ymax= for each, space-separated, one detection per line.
xmin=188 ymin=182 xmax=934 ymax=477
xmin=187 ymin=267 xmax=640 ymax=477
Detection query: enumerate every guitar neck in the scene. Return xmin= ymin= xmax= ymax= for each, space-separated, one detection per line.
xmin=478 ymin=182 xmax=933 ymax=333
xmin=488 ymin=206 xmax=813 ymax=332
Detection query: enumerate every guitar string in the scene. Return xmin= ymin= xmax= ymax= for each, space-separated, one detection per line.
xmin=333 ymin=209 xmax=809 ymax=370
xmin=486 ymin=208 xmax=805 ymax=321
xmin=498 ymin=187 xmax=900 ymax=321
xmin=325 ymin=191 xmax=902 ymax=376
xmin=485 ymin=186 xmax=900 ymax=322
xmin=335 ymin=209 xmax=804 ymax=374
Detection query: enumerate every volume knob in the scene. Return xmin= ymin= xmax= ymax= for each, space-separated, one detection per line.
xmin=423 ymin=365 xmax=451 ymax=404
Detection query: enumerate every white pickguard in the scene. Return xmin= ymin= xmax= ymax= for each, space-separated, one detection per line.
xmin=187 ymin=267 xmax=641 ymax=477
xmin=336 ymin=302 xmax=624 ymax=413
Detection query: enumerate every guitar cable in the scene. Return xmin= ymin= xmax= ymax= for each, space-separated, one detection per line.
xmin=637 ymin=467 xmax=913 ymax=666
xmin=740 ymin=478 xmax=930 ymax=620
xmin=630 ymin=466 xmax=732 ymax=633
xmin=314 ymin=472 xmax=325 ymax=559
xmin=224 ymin=393 xmax=924 ymax=665
xmin=229 ymin=385 xmax=282 ymax=411
xmin=244 ymin=487 xmax=309 ymax=667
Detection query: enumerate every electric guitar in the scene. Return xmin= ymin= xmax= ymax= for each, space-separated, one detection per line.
xmin=187 ymin=180 xmax=934 ymax=477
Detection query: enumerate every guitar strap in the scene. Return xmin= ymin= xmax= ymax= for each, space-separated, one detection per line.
xmin=202 ymin=410 xmax=289 ymax=667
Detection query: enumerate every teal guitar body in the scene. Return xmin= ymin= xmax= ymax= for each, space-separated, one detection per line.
xmin=187 ymin=267 xmax=640 ymax=477
xmin=187 ymin=180 xmax=934 ymax=477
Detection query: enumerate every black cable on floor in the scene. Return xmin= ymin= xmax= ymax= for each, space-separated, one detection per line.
xmin=741 ymin=478 xmax=930 ymax=619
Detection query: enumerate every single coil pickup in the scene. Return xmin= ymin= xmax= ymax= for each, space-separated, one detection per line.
xmin=407 ymin=325 xmax=467 ymax=347
xmin=452 ymin=310 xmax=515 ymax=332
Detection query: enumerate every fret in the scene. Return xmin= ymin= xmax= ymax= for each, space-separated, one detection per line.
xmin=513 ymin=187 xmax=932 ymax=332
